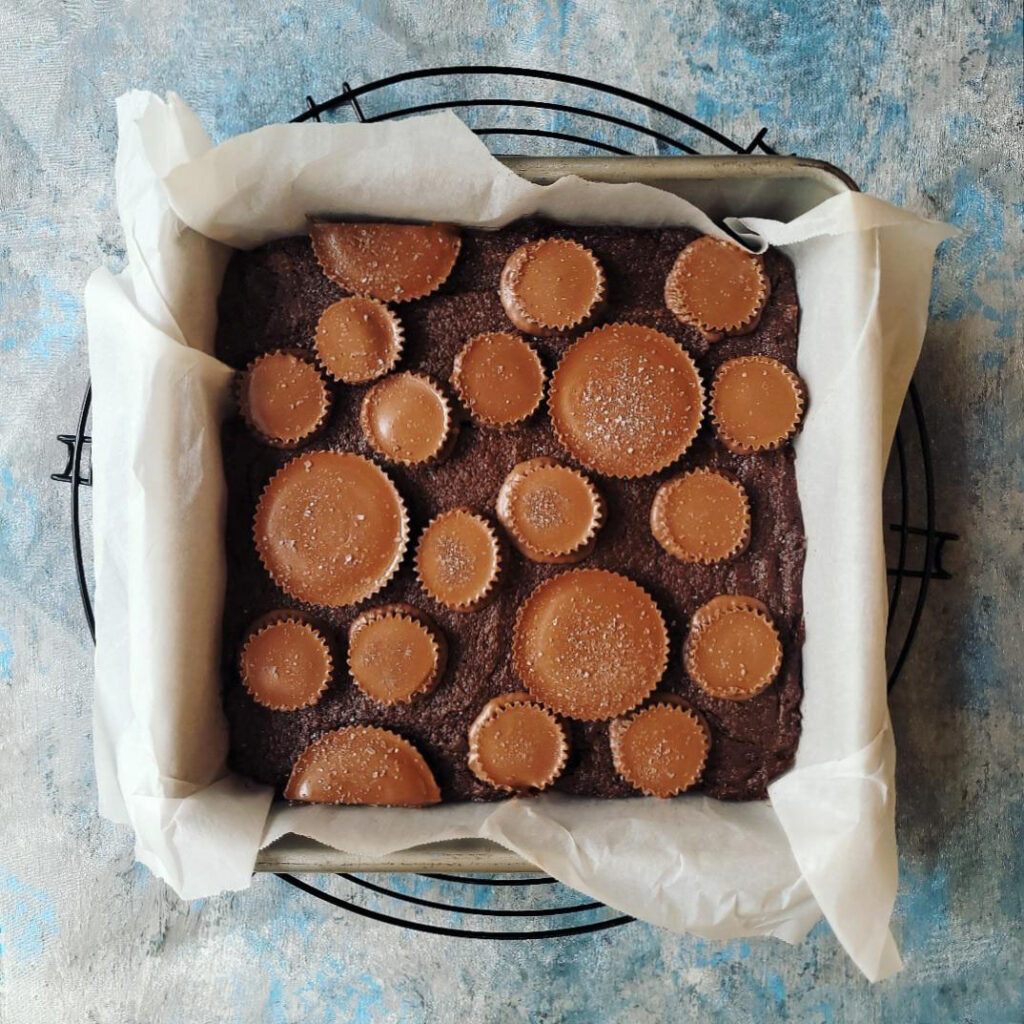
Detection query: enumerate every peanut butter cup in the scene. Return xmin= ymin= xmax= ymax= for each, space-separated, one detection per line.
xmin=347 ymin=603 xmax=446 ymax=706
xmin=240 ymin=614 xmax=333 ymax=711
xmin=310 ymin=220 xmax=461 ymax=302
xmin=284 ymin=726 xmax=441 ymax=805
xmin=609 ymin=694 xmax=711 ymax=797
xmin=496 ymin=458 xmax=604 ymax=564
xmin=548 ymin=323 xmax=704 ymax=478
xmin=315 ymin=296 xmax=404 ymax=384
xmin=238 ymin=350 xmax=331 ymax=448
xmin=468 ymin=692 xmax=569 ymax=794
xmin=254 ymin=451 xmax=408 ymax=608
xmin=650 ymin=467 xmax=751 ymax=564
xmin=499 ymin=237 xmax=605 ymax=335
xmin=415 ymin=508 xmax=502 ymax=612
xmin=360 ymin=372 xmax=455 ymax=465
xmin=664 ymin=235 xmax=769 ymax=341
xmin=684 ymin=595 xmax=783 ymax=701
xmin=451 ymin=332 xmax=545 ymax=427
xmin=513 ymin=569 xmax=668 ymax=721
xmin=710 ymin=356 xmax=805 ymax=454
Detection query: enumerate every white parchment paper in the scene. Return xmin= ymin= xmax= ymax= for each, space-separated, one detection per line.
xmin=85 ymin=90 xmax=955 ymax=981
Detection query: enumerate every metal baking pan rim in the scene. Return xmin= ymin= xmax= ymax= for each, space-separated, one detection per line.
xmin=255 ymin=152 xmax=855 ymax=876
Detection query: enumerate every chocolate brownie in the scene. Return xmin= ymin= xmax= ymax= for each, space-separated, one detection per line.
xmin=215 ymin=219 xmax=805 ymax=802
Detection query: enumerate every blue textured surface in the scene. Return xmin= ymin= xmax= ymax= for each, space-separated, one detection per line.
xmin=1 ymin=2 xmax=1022 ymax=1021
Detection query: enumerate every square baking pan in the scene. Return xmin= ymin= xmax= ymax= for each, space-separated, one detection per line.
xmin=255 ymin=152 xmax=857 ymax=877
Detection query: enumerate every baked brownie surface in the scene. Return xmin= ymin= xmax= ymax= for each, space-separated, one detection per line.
xmin=215 ymin=219 xmax=806 ymax=802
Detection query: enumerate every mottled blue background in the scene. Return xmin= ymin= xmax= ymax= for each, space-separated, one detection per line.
xmin=1 ymin=1 xmax=1022 ymax=1021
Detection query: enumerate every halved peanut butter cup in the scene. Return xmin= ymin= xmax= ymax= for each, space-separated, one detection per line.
xmin=284 ymin=726 xmax=441 ymax=805
xmin=548 ymin=323 xmax=704 ymax=478
xmin=310 ymin=220 xmax=461 ymax=303
xmin=499 ymin=237 xmax=605 ymax=336
xmin=253 ymin=451 xmax=408 ymax=608
xmin=451 ymin=332 xmax=545 ymax=427
xmin=415 ymin=508 xmax=502 ymax=612
xmin=650 ymin=467 xmax=751 ymax=564
xmin=315 ymin=296 xmax=404 ymax=384
xmin=348 ymin=603 xmax=446 ymax=706
xmin=240 ymin=614 xmax=333 ymax=711
xmin=238 ymin=350 xmax=331 ymax=448
xmin=664 ymin=235 xmax=770 ymax=341
xmin=512 ymin=569 xmax=668 ymax=721
xmin=496 ymin=458 xmax=604 ymax=564
xmin=360 ymin=372 xmax=456 ymax=465
xmin=468 ymin=693 xmax=569 ymax=794
xmin=684 ymin=595 xmax=782 ymax=701
xmin=710 ymin=356 xmax=806 ymax=454
xmin=609 ymin=694 xmax=711 ymax=797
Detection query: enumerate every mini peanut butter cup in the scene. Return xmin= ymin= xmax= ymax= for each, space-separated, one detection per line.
xmin=468 ymin=692 xmax=569 ymax=794
xmin=284 ymin=726 xmax=441 ymax=806
xmin=499 ymin=237 xmax=605 ymax=336
xmin=360 ymin=372 xmax=456 ymax=465
xmin=664 ymin=235 xmax=770 ymax=341
xmin=496 ymin=458 xmax=604 ymax=564
xmin=254 ymin=450 xmax=408 ymax=608
xmin=650 ymin=467 xmax=751 ymax=564
xmin=548 ymin=323 xmax=704 ymax=478
xmin=415 ymin=508 xmax=502 ymax=612
xmin=513 ymin=569 xmax=668 ymax=721
xmin=309 ymin=220 xmax=461 ymax=303
xmin=347 ymin=603 xmax=447 ymax=706
xmin=315 ymin=296 xmax=404 ymax=384
xmin=684 ymin=595 xmax=783 ymax=701
xmin=238 ymin=350 xmax=331 ymax=448
xmin=609 ymin=694 xmax=711 ymax=798
xmin=451 ymin=332 xmax=546 ymax=427
xmin=710 ymin=356 xmax=806 ymax=454
xmin=240 ymin=614 xmax=333 ymax=711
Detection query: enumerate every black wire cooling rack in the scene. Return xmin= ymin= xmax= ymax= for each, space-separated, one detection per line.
xmin=54 ymin=65 xmax=957 ymax=940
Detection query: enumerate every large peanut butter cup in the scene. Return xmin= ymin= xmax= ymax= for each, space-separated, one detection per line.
xmin=684 ymin=595 xmax=783 ymax=701
xmin=347 ymin=603 xmax=446 ymax=706
xmin=315 ymin=296 xmax=404 ymax=384
xmin=468 ymin=692 xmax=569 ymax=794
xmin=513 ymin=569 xmax=668 ymax=721
xmin=710 ymin=356 xmax=806 ymax=454
xmin=360 ymin=372 xmax=456 ymax=465
xmin=664 ymin=235 xmax=770 ymax=341
xmin=254 ymin=451 xmax=408 ymax=608
xmin=609 ymin=693 xmax=711 ymax=797
xmin=238 ymin=350 xmax=331 ymax=448
xmin=284 ymin=726 xmax=441 ymax=805
xmin=499 ymin=237 xmax=605 ymax=336
xmin=496 ymin=458 xmax=604 ymax=564
xmin=548 ymin=323 xmax=704 ymax=478
xmin=240 ymin=614 xmax=333 ymax=711
xmin=310 ymin=220 xmax=461 ymax=303
xmin=451 ymin=332 xmax=546 ymax=427
xmin=650 ymin=467 xmax=751 ymax=564
xmin=415 ymin=508 xmax=502 ymax=612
